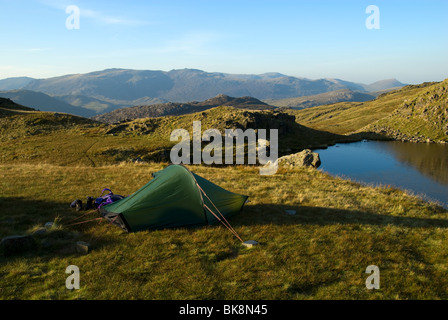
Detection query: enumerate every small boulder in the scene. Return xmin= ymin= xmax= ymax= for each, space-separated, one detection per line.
xmin=1 ymin=235 xmax=36 ymax=256
xmin=242 ymin=240 xmax=259 ymax=248
xmin=76 ymin=241 xmax=91 ymax=255
xmin=277 ymin=149 xmax=321 ymax=168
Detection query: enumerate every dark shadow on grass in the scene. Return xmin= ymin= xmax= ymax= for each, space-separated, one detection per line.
xmin=235 ymin=203 xmax=448 ymax=229
xmin=0 ymin=196 xmax=121 ymax=261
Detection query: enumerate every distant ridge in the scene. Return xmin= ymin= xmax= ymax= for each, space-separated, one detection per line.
xmin=0 ymin=77 xmax=34 ymax=90
xmin=266 ymin=89 xmax=377 ymax=109
xmin=0 ymin=97 xmax=35 ymax=117
xmin=0 ymin=89 xmax=96 ymax=118
xmin=92 ymin=94 xmax=275 ymax=124
xmin=362 ymin=78 xmax=406 ymax=92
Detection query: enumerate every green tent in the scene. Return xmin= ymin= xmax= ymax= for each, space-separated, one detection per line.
xmin=100 ymin=164 xmax=248 ymax=233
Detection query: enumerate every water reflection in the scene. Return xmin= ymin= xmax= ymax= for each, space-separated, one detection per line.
xmin=314 ymin=140 xmax=448 ymax=208
xmin=381 ymin=141 xmax=448 ymax=185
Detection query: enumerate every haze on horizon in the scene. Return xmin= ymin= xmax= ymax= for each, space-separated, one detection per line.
xmin=0 ymin=0 xmax=447 ymax=85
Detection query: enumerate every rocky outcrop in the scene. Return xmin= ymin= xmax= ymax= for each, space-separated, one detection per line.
xmin=277 ymin=149 xmax=321 ymax=168
xmin=372 ymin=126 xmax=446 ymax=144
xmin=93 ymin=94 xmax=276 ymax=124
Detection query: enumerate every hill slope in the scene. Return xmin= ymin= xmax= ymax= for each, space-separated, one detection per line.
xmin=365 ymin=79 xmax=448 ymax=142
xmin=289 ymin=80 xmax=448 ymax=143
xmin=0 ymin=103 xmax=350 ymax=166
xmin=0 ymin=106 xmax=98 ymax=142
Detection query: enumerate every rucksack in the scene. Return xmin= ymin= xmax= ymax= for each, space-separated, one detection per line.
xmin=94 ymin=188 xmax=125 ymax=209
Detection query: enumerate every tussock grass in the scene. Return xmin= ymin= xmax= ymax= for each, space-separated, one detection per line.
xmin=1 ymin=162 xmax=447 ymax=300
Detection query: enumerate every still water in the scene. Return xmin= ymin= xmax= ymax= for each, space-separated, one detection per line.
xmin=314 ymin=140 xmax=448 ymax=209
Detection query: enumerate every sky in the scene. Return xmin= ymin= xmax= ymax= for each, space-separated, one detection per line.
xmin=0 ymin=0 xmax=447 ymax=84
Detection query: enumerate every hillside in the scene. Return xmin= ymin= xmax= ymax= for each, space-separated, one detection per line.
xmin=266 ymin=89 xmax=376 ymax=109
xmin=365 ymin=79 xmax=448 ymax=143
xmin=0 ymin=108 xmax=99 ymax=142
xmin=0 ymin=104 xmax=350 ymax=166
xmin=92 ymin=94 xmax=276 ymax=124
xmin=289 ymin=80 xmax=447 ymax=143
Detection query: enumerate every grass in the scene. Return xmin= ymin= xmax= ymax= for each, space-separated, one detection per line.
xmin=1 ymin=162 xmax=447 ymax=300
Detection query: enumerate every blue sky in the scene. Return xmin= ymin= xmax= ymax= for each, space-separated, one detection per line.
xmin=0 ymin=0 xmax=447 ymax=84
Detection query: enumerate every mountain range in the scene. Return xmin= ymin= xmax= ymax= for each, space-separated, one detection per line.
xmin=0 ymin=68 xmax=407 ymax=117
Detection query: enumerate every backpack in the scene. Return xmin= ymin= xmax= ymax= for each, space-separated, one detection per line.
xmin=94 ymin=188 xmax=125 ymax=209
